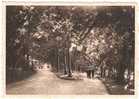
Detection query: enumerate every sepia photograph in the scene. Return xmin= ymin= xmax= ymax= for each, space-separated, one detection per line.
xmin=6 ymin=6 xmax=135 ymax=95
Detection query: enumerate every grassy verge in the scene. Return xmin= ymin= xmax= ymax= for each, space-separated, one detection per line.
xmin=6 ymin=69 xmax=37 ymax=84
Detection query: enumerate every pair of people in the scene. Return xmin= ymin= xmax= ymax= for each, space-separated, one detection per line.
xmin=86 ymin=65 xmax=96 ymax=79
xmin=86 ymin=70 xmax=95 ymax=79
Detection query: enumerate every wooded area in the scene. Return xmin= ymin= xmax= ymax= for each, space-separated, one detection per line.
xmin=6 ymin=6 xmax=134 ymax=94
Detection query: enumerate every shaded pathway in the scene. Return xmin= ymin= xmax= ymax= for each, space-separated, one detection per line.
xmin=6 ymin=64 xmax=108 ymax=95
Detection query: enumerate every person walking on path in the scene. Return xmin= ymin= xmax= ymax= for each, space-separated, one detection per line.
xmin=86 ymin=64 xmax=96 ymax=79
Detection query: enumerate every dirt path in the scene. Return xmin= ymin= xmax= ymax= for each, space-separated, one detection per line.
xmin=6 ymin=64 xmax=108 ymax=95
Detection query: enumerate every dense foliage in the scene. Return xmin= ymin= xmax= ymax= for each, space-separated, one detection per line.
xmin=6 ymin=6 xmax=134 ymax=87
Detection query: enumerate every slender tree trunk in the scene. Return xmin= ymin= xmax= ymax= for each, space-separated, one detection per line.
xmin=66 ymin=33 xmax=72 ymax=77
xmin=55 ymin=48 xmax=58 ymax=72
xmin=57 ymin=50 xmax=59 ymax=72
xmin=64 ymin=48 xmax=67 ymax=74
xmin=67 ymin=48 xmax=72 ymax=77
xmin=100 ymin=66 xmax=103 ymax=77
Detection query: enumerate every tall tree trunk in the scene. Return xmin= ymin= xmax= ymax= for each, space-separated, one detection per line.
xmin=100 ymin=66 xmax=103 ymax=77
xmin=55 ymin=48 xmax=58 ymax=72
xmin=57 ymin=49 xmax=59 ymax=72
xmin=64 ymin=48 xmax=67 ymax=74
xmin=67 ymin=37 xmax=72 ymax=77
xmin=67 ymin=48 xmax=72 ymax=77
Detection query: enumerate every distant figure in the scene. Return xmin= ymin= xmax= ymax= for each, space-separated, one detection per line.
xmin=86 ymin=65 xmax=96 ymax=79
xmin=87 ymin=70 xmax=94 ymax=78
xmin=38 ymin=65 xmax=43 ymax=69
